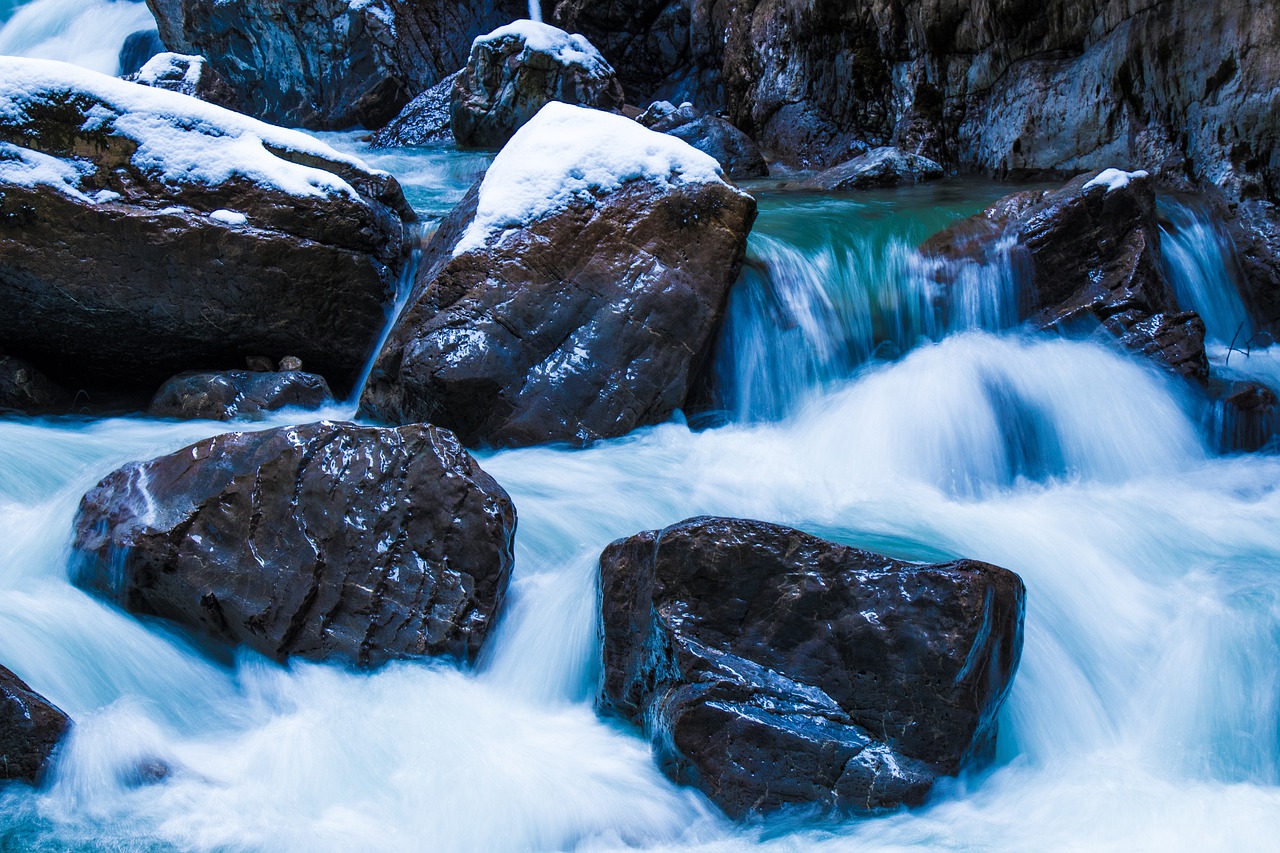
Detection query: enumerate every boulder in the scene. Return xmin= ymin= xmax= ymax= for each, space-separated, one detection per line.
xmin=125 ymin=52 xmax=238 ymax=110
xmin=798 ymin=146 xmax=943 ymax=191
xmin=451 ymin=20 xmax=626 ymax=148
xmin=73 ymin=421 xmax=516 ymax=667
xmin=118 ymin=29 xmax=166 ymax=77
xmin=599 ymin=516 xmax=1025 ymax=818
xmin=144 ymin=0 xmax=525 ymax=129
xmin=360 ymin=103 xmax=756 ymax=447
xmin=1 ymin=664 xmax=70 ymax=784
xmin=922 ymin=169 xmax=1209 ymax=381
xmin=666 ymin=116 xmax=767 ymax=181
xmin=636 ymin=99 xmax=697 ymax=133
xmin=148 ymin=370 xmax=334 ymax=421
xmin=0 ymin=354 xmax=70 ymax=414
xmin=371 ymin=71 xmax=460 ymax=148
xmin=0 ymin=58 xmax=414 ymax=397
xmin=1207 ymin=381 xmax=1280 ymax=453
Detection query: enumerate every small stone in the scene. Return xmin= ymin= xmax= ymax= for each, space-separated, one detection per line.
xmin=245 ymin=356 xmax=274 ymax=372
xmin=277 ymin=355 xmax=303 ymax=371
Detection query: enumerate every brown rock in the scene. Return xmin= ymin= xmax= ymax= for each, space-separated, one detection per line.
xmin=1 ymin=664 xmax=70 ymax=784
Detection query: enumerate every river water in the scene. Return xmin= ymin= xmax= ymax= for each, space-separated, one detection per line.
xmin=2 ymin=9 xmax=1280 ymax=850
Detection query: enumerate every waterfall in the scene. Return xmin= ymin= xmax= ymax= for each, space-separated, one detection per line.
xmin=1159 ymin=197 xmax=1253 ymax=345
xmin=0 ymin=0 xmax=156 ymax=75
xmin=528 ymin=1 xmax=542 ymax=23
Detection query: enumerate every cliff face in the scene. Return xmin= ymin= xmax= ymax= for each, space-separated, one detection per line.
xmin=554 ymin=0 xmax=1280 ymax=204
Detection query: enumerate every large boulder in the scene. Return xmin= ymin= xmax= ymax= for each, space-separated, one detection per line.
xmin=451 ymin=21 xmax=626 ymax=148
xmin=148 ymin=370 xmax=334 ymax=421
xmin=1 ymin=664 xmax=70 ymax=785
xmin=124 ymin=52 xmax=238 ymax=110
xmin=0 ymin=58 xmax=414 ymax=397
xmin=145 ymin=0 xmax=524 ymax=129
xmin=922 ymin=168 xmax=1209 ymax=380
xmin=798 ymin=146 xmax=943 ymax=191
xmin=360 ymin=102 xmax=756 ymax=447
xmin=73 ymin=421 xmax=516 ymax=667
xmin=599 ymin=516 xmax=1025 ymax=818
xmin=371 ymin=71 xmax=460 ymax=148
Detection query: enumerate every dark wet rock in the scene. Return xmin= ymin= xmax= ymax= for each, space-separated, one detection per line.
xmin=666 ymin=116 xmax=767 ymax=180
xmin=1 ymin=664 xmax=70 ymax=784
xmin=923 ymin=169 xmax=1209 ymax=381
xmin=0 ymin=58 xmax=413 ymax=397
xmin=555 ymin=0 xmax=1280 ymax=192
xmin=360 ymin=104 xmax=756 ymax=447
xmin=148 ymin=370 xmax=334 ymax=421
xmin=1208 ymin=380 xmax=1280 ymax=453
xmin=73 ymin=421 xmax=516 ymax=667
xmin=1222 ymin=199 xmax=1280 ymax=331
xmin=798 ymin=146 xmax=942 ymax=191
xmin=145 ymin=0 xmax=524 ymax=129
xmin=451 ymin=21 xmax=626 ymax=149
xmin=598 ymin=516 xmax=1025 ymax=818
xmin=119 ymin=29 xmax=166 ymax=77
xmin=371 ymin=71 xmax=460 ymax=148
xmin=125 ymin=52 xmax=239 ymax=110
xmin=0 ymin=354 xmax=70 ymax=414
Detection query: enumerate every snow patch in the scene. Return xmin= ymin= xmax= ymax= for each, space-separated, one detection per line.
xmin=1083 ymin=168 xmax=1149 ymax=194
xmin=475 ymin=20 xmax=613 ymax=79
xmin=454 ymin=102 xmax=727 ymax=255
xmin=0 ymin=141 xmax=96 ymax=201
xmin=133 ymin=52 xmax=204 ymax=89
xmin=0 ymin=56 xmax=388 ymax=202
xmin=209 ymin=209 xmax=248 ymax=226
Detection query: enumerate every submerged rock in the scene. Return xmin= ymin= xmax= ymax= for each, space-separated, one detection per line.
xmin=451 ymin=20 xmax=626 ymax=148
xmin=73 ymin=421 xmax=516 ymax=667
xmin=125 ymin=52 xmax=238 ymax=109
xmin=148 ymin=370 xmax=334 ymax=421
xmin=666 ymin=116 xmax=767 ymax=181
xmin=0 ymin=58 xmax=413 ymax=397
xmin=599 ymin=516 xmax=1025 ymax=818
xmin=922 ymin=169 xmax=1209 ymax=380
xmin=799 ymin=146 xmax=943 ymax=191
xmin=360 ymin=103 xmax=756 ymax=447
xmin=1 ymin=664 xmax=70 ymax=784
xmin=371 ymin=71 xmax=460 ymax=147
xmin=145 ymin=0 xmax=524 ymax=129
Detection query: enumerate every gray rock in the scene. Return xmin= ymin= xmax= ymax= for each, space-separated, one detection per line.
xmin=73 ymin=421 xmax=516 ymax=667
xmin=451 ymin=21 xmax=626 ymax=148
xmin=371 ymin=71 xmax=460 ymax=147
xmin=799 ymin=146 xmax=942 ymax=191
xmin=148 ymin=370 xmax=334 ymax=420
xmin=666 ymin=116 xmax=767 ymax=180
xmin=637 ymin=99 xmax=697 ymax=132
xmin=599 ymin=516 xmax=1025 ymax=818
xmin=1 ymin=664 xmax=70 ymax=784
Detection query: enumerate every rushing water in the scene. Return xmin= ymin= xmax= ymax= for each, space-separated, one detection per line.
xmin=0 ymin=0 xmax=155 ymax=75
xmin=2 ymin=112 xmax=1280 ymax=853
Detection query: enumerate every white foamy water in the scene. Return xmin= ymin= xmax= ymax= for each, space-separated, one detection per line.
xmin=0 ymin=0 xmax=155 ymax=75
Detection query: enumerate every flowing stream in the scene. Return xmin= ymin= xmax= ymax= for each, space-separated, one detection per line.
xmin=0 ymin=23 xmax=1279 ymax=847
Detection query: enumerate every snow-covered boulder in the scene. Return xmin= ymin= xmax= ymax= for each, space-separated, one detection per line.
xmin=799 ymin=146 xmax=944 ymax=191
xmin=451 ymin=21 xmax=626 ymax=148
xmin=360 ymin=102 xmax=757 ymax=447
xmin=0 ymin=58 xmax=414 ymax=397
xmin=124 ymin=52 xmax=238 ymax=110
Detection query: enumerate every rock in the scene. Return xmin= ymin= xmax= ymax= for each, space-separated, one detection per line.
xmin=1207 ymin=381 xmax=1280 ymax=453
xmin=666 ymin=116 xmax=767 ymax=180
xmin=451 ymin=20 xmax=626 ymax=148
xmin=637 ymin=99 xmax=697 ymax=132
xmin=598 ymin=516 xmax=1025 ymax=818
xmin=277 ymin=356 xmax=303 ymax=372
xmin=145 ymin=0 xmax=525 ymax=129
xmin=798 ymin=146 xmax=943 ymax=191
xmin=245 ymin=356 xmax=274 ymax=373
xmin=1221 ymin=199 xmax=1280 ymax=330
xmin=73 ymin=421 xmax=516 ymax=667
xmin=1 ymin=664 xmax=70 ymax=784
xmin=555 ymin=0 xmax=1280 ymax=195
xmin=360 ymin=103 xmax=756 ymax=447
xmin=371 ymin=71 xmax=460 ymax=148
xmin=0 ymin=58 xmax=413 ymax=397
xmin=922 ymin=169 xmax=1209 ymax=381
xmin=0 ymin=354 xmax=70 ymax=414
xmin=118 ymin=29 xmax=166 ymax=77
xmin=125 ymin=52 xmax=238 ymax=110
xmin=148 ymin=370 xmax=334 ymax=420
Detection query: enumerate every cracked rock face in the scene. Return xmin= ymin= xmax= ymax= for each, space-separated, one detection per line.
xmin=598 ymin=516 xmax=1025 ymax=818
xmin=72 ymin=421 xmax=516 ymax=667
xmin=0 ymin=664 xmax=70 ymax=784
xmin=921 ymin=169 xmax=1209 ymax=381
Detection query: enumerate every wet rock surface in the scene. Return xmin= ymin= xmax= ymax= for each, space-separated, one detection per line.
xmin=148 ymin=370 xmax=334 ymax=421
xmin=371 ymin=71 xmax=460 ymax=148
xmin=798 ymin=146 xmax=942 ymax=191
xmin=360 ymin=105 xmax=756 ymax=447
xmin=0 ymin=354 xmax=70 ymax=414
xmin=451 ymin=21 xmax=626 ymax=148
xmin=598 ymin=516 xmax=1026 ymax=817
xmin=665 ymin=115 xmax=767 ymax=180
xmin=145 ymin=0 xmax=524 ymax=129
xmin=0 ymin=59 xmax=413 ymax=397
xmin=923 ymin=169 xmax=1209 ymax=380
xmin=73 ymin=421 xmax=516 ymax=667
xmin=0 ymin=664 xmax=70 ymax=784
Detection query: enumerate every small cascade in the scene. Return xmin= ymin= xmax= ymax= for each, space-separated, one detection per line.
xmin=1159 ymin=197 xmax=1253 ymax=345
xmin=527 ymin=1 xmax=542 ymax=23
xmin=0 ymin=0 xmax=156 ymax=75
